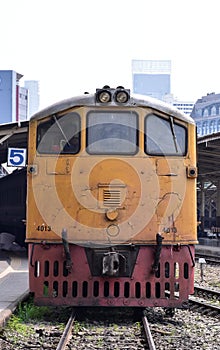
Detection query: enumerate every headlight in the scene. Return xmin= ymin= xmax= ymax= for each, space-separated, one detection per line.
xmin=114 ymin=88 xmax=130 ymax=103
xmin=95 ymin=86 xmax=130 ymax=104
xmin=98 ymin=90 xmax=111 ymax=103
xmin=96 ymin=86 xmax=111 ymax=103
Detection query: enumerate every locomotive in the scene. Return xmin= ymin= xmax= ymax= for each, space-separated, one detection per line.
xmin=26 ymin=86 xmax=197 ymax=308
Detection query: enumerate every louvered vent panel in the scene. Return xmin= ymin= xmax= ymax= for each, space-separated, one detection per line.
xmin=98 ymin=184 xmax=126 ymax=208
xmin=103 ymin=189 xmax=121 ymax=207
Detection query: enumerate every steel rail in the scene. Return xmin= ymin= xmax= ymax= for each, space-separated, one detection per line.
xmin=194 ymin=285 xmax=220 ymax=300
xmin=189 ymin=296 xmax=220 ymax=315
xmin=56 ymin=310 xmax=76 ymax=350
xmin=142 ymin=316 xmax=156 ymax=350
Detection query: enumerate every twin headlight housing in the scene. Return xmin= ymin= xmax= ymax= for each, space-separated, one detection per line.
xmin=96 ymin=86 xmax=130 ymax=104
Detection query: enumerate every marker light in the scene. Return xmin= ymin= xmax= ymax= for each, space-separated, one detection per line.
xmin=114 ymin=89 xmax=130 ymax=103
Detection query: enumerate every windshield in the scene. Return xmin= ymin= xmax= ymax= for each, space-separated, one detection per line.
xmin=87 ymin=111 xmax=138 ymax=155
xmin=145 ymin=114 xmax=187 ymax=155
xmin=37 ymin=112 xmax=81 ymax=154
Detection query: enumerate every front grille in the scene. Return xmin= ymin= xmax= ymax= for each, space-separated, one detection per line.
xmin=29 ymin=244 xmax=194 ymax=307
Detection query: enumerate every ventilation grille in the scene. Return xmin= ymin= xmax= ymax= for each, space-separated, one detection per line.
xmin=103 ymin=189 xmax=121 ymax=207
xmin=98 ymin=184 xmax=126 ymax=208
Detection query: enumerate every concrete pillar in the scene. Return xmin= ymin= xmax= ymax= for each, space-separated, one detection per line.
xmin=200 ymin=181 xmax=205 ymax=233
xmin=209 ymin=200 xmax=212 ymax=227
xmin=216 ymin=179 xmax=220 ymax=227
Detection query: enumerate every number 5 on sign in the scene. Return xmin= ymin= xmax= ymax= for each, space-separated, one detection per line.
xmin=7 ymin=148 xmax=27 ymax=167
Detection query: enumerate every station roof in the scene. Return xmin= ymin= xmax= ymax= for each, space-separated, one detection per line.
xmin=197 ymin=132 xmax=220 ymax=182
xmin=0 ymin=121 xmax=29 ymax=164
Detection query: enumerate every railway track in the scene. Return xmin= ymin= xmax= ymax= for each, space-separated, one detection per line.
xmin=189 ymin=285 xmax=220 ymax=317
xmin=189 ymin=296 xmax=220 ymax=317
xmin=194 ymin=285 xmax=220 ymax=300
xmin=55 ymin=308 xmax=156 ymax=350
xmin=1 ymin=302 xmax=219 ymax=349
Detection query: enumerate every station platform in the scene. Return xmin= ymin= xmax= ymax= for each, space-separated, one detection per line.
xmin=0 ymin=249 xmax=29 ymax=327
xmin=196 ymin=238 xmax=220 ymax=257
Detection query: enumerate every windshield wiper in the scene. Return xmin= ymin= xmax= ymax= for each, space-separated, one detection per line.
xmin=169 ymin=116 xmax=178 ymax=153
xmin=53 ymin=115 xmax=70 ymax=146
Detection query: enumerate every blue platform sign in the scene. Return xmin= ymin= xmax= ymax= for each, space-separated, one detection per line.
xmin=7 ymin=148 xmax=27 ymax=167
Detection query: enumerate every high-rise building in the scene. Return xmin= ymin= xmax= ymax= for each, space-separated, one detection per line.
xmin=24 ymin=80 xmax=40 ymax=117
xmin=131 ymin=59 xmax=195 ymax=116
xmin=132 ymin=60 xmax=171 ymax=100
xmin=19 ymin=86 xmax=28 ymax=121
xmin=0 ymin=70 xmax=28 ymax=124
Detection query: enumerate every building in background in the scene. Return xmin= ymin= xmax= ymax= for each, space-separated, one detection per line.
xmin=0 ymin=70 xmax=28 ymax=124
xmin=24 ymin=80 xmax=40 ymax=117
xmin=163 ymin=94 xmax=194 ymax=116
xmin=191 ymin=92 xmax=220 ymax=136
xmin=132 ymin=60 xmax=171 ymax=100
xmin=19 ymin=86 xmax=29 ymax=121
xmin=132 ymin=59 xmax=194 ymax=116
xmin=173 ymin=100 xmax=194 ymax=116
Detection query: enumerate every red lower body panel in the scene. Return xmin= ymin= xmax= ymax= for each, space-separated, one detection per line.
xmin=28 ymin=244 xmax=195 ymax=308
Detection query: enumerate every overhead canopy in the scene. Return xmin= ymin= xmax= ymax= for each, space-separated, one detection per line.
xmin=197 ymin=132 xmax=220 ymax=183
xmin=197 ymin=133 xmax=220 ymax=231
xmin=0 ymin=121 xmax=29 ymax=165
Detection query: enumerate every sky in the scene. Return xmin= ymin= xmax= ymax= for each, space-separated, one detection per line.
xmin=1 ymin=0 xmax=220 ymax=109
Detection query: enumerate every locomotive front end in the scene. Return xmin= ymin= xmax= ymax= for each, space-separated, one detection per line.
xmin=26 ymin=86 xmax=197 ymax=308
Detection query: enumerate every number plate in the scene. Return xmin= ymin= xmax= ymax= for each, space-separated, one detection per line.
xmin=7 ymin=148 xmax=27 ymax=167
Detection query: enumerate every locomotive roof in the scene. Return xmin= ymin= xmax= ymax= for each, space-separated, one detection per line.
xmin=30 ymin=92 xmax=195 ymax=125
